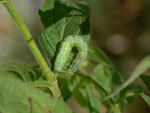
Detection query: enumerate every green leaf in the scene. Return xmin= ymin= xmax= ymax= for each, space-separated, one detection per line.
xmin=0 ymin=64 xmax=43 ymax=83
xmin=126 ymin=96 xmax=135 ymax=103
xmin=140 ymin=74 xmax=150 ymax=92
xmin=105 ymin=55 xmax=150 ymax=99
xmin=0 ymin=76 xmax=73 ymax=113
xmin=73 ymin=79 xmax=101 ymax=112
xmin=86 ymin=84 xmax=101 ymax=113
xmin=112 ymin=71 xmax=124 ymax=85
xmin=73 ymin=80 xmax=89 ymax=106
xmin=0 ymin=64 xmax=52 ymax=91
xmin=118 ymin=101 xmax=125 ymax=113
xmin=94 ymin=63 xmax=112 ymax=93
xmin=39 ymin=0 xmax=91 ymax=66
xmin=57 ymin=75 xmax=80 ymax=101
xmin=88 ymin=45 xmax=113 ymax=66
xmin=119 ymin=84 xmax=142 ymax=103
xmin=140 ymin=93 xmax=150 ymax=106
xmin=129 ymin=56 xmax=150 ymax=82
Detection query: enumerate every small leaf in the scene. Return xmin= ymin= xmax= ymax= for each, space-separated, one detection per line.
xmin=57 ymin=75 xmax=80 ymax=101
xmin=119 ymin=84 xmax=142 ymax=103
xmin=140 ymin=74 xmax=150 ymax=92
xmin=130 ymin=56 xmax=150 ymax=82
xmin=86 ymin=84 xmax=101 ymax=113
xmin=73 ymin=80 xmax=89 ymax=106
xmin=72 ymin=79 xmax=101 ymax=112
xmin=88 ymin=45 xmax=113 ymax=66
xmin=0 ymin=75 xmax=73 ymax=113
xmin=0 ymin=64 xmax=43 ymax=82
xmin=0 ymin=64 xmax=52 ymax=91
xmin=126 ymin=96 xmax=135 ymax=103
xmin=140 ymin=93 xmax=150 ymax=106
xmin=39 ymin=0 xmax=91 ymax=67
xmin=94 ymin=63 xmax=112 ymax=93
xmin=112 ymin=71 xmax=124 ymax=85
xmin=105 ymin=55 xmax=150 ymax=99
xmin=118 ymin=101 xmax=125 ymax=113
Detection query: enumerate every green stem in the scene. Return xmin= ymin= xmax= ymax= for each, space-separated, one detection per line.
xmin=2 ymin=0 xmax=62 ymax=99
xmin=112 ymin=104 xmax=121 ymax=113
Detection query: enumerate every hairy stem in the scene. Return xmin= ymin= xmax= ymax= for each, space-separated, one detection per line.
xmin=2 ymin=0 xmax=62 ymax=99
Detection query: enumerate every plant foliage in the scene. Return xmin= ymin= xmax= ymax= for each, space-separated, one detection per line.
xmin=1 ymin=0 xmax=150 ymax=113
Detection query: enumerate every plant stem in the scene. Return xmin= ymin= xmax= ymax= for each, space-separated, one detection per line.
xmin=3 ymin=0 xmax=62 ymax=99
xmin=112 ymin=104 xmax=121 ymax=113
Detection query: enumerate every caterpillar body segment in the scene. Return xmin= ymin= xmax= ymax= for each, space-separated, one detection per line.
xmin=54 ymin=35 xmax=88 ymax=75
xmin=54 ymin=41 xmax=72 ymax=73
xmin=68 ymin=52 xmax=87 ymax=75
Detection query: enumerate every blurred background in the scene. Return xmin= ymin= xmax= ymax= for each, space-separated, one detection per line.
xmin=0 ymin=0 xmax=150 ymax=113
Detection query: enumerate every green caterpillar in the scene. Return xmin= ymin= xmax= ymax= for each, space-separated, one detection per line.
xmin=54 ymin=35 xmax=88 ymax=75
